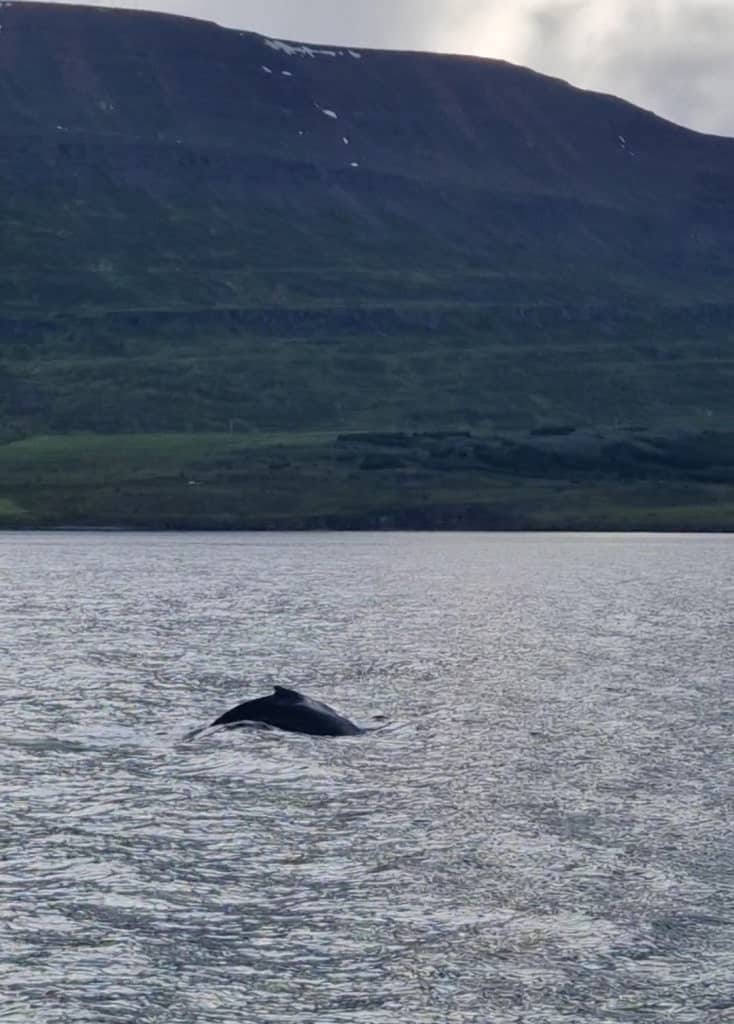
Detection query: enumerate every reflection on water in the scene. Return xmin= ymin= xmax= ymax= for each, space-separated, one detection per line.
xmin=1 ymin=531 xmax=732 ymax=1023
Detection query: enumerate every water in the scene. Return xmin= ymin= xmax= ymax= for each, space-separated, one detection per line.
xmin=1 ymin=531 xmax=732 ymax=1024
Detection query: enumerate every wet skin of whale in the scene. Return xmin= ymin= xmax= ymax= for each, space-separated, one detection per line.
xmin=195 ymin=686 xmax=365 ymax=737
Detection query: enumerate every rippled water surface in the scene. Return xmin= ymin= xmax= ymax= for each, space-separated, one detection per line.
xmin=1 ymin=531 xmax=733 ymax=1023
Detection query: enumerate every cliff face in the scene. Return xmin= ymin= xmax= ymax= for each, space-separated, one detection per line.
xmin=1 ymin=2 xmax=733 ymax=312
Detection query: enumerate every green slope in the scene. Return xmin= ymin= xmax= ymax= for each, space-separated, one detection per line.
xmin=3 ymin=308 xmax=734 ymax=437
xmin=2 ymin=429 xmax=734 ymax=531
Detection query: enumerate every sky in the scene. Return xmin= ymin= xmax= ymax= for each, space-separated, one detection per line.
xmin=44 ymin=0 xmax=734 ymax=136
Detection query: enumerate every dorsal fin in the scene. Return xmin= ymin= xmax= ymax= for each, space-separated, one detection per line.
xmin=273 ymin=686 xmax=303 ymax=702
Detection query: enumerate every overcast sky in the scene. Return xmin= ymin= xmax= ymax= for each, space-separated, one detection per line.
xmin=46 ymin=0 xmax=734 ymax=136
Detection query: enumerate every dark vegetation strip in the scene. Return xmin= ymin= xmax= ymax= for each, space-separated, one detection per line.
xmin=1 ymin=429 xmax=733 ymax=531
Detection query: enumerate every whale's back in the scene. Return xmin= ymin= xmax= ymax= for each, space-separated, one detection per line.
xmin=206 ymin=686 xmax=364 ymax=737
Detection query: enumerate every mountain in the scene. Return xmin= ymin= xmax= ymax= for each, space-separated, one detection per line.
xmin=0 ymin=2 xmax=733 ymax=529
xmin=2 ymin=2 xmax=734 ymax=313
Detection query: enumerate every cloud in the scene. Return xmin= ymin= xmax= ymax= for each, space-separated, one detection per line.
xmin=418 ymin=0 xmax=734 ymax=135
xmin=42 ymin=0 xmax=734 ymax=135
xmin=516 ymin=0 xmax=734 ymax=135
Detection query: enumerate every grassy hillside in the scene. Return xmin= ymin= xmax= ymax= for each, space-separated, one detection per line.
xmin=2 ymin=429 xmax=734 ymax=531
xmin=2 ymin=307 xmax=734 ymax=437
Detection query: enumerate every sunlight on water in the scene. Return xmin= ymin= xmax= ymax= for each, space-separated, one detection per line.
xmin=1 ymin=531 xmax=733 ymax=1023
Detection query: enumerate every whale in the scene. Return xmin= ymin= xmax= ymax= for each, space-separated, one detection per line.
xmin=186 ymin=686 xmax=367 ymax=739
